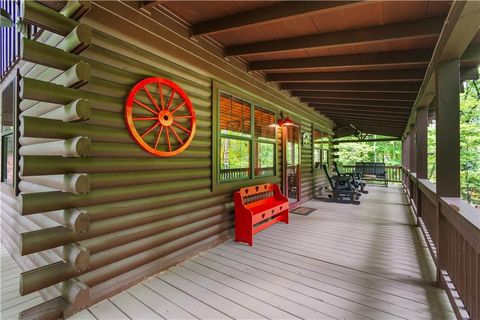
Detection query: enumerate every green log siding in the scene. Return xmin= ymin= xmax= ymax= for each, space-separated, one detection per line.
xmin=0 ymin=1 xmax=334 ymax=317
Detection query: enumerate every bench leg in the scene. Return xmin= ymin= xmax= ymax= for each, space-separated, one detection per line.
xmin=282 ymin=210 xmax=289 ymax=224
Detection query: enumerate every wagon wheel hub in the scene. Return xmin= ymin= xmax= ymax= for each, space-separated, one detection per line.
xmin=158 ymin=110 xmax=174 ymax=126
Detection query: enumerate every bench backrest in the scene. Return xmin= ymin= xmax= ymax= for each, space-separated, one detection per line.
xmin=238 ymin=184 xmax=276 ymax=206
xmin=322 ymin=164 xmax=335 ymax=190
xmin=355 ymin=162 xmax=386 ymax=175
xmin=333 ymin=161 xmax=345 ymax=175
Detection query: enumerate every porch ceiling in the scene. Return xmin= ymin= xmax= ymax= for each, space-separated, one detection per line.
xmin=147 ymin=1 xmax=479 ymax=138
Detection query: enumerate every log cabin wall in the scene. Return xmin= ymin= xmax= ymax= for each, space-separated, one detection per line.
xmin=0 ymin=1 xmax=334 ymax=317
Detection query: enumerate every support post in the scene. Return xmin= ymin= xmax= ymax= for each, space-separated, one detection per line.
xmin=435 ymin=58 xmax=460 ymax=282
xmin=435 ymin=59 xmax=460 ymax=197
xmin=409 ymin=123 xmax=416 ymax=174
xmin=415 ymin=106 xmax=428 ymax=223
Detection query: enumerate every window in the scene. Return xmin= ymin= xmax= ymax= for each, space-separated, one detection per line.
xmin=313 ymin=129 xmax=329 ymax=170
xmin=254 ymin=106 xmax=275 ymax=177
xmin=216 ymin=89 xmax=277 ymax=184
xmin=1 ymin=78 xmax=16 ymax=187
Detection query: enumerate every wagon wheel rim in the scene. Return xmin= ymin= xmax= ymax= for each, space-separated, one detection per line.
xmin=125 ymin=77 xmax=196 ymax=157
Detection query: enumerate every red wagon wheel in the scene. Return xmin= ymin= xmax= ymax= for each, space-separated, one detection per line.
xmin=124 ymin=77 xmax=196 ymax=157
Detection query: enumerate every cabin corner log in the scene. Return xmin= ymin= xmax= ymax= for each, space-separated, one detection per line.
xmin=62 ymin=278 xmax=90 ymax=307
xmin=41 ymin=99 xmax=92 ymax=121
xmin=22 ymin=174 xmax=91 ymax=195
xmin=45 ymin=208 xmax=90 ymax=233
xmin=20 ymin=194 xmax=230 ymax=254
xmin=19 ymin=137 xmax=92 ymax=157
xmin=52 ymin=61 xmax=92 ymax=88
xmin=63 ymin=244 xmax=90 ymax=272
xmin=23 ymin=0 xmax=79 ymax=36
xmin=60 ymin=0 xmax=91 ymax=22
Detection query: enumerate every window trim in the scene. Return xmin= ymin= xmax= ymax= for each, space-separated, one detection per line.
xmin=1 ymin=72 xmax=19 ymax=194
xmin=312 ymin=125 xmax=330 ymax=174
xmin=212 ymin=81 xmax=279 ymax=192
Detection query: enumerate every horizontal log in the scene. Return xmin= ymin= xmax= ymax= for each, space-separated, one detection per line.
xmin=52 ymin=61 xmax=91 ymax=88
xmin=20 ymin=191 xmax=228 ymax=254
xmin=89 ymin=169 xmax=210 ymax=189
xmin=20 ymin=214 xmax=231 ymax=293
xmin=19 ymin=178 xmax=211 ymax=214
xmin=63 ymin=244 xmax=90 ymax=273
xmin=19 ymin=137 xmax=91 ymax=157
xmin=45 ymin=208 xmax=90 ymax=233
xmin=36 ymin=1 xmax=68 ymax=11
xmin=20 ymin=156 xmax=210 ymax=176
xmin=19 ymin=296 xmax=68 ymax=320
xmin=19 ymin=181 xmax=55 ymax=193
xmin=79 ymin=221 xmax=233 ymax=287
xmin=41 ymin=99 xmax=92 ymax=122
xmin=19 ymin=137 xmax=59 ymax=146
xmin=21 ymin=37 xmax=82 ymax=71
xmin=22 ymin=174 xmax=91 ymax=194
xmin=23 ymin=0 xmax=78 ymax=35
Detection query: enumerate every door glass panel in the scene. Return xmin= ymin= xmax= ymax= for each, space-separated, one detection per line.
xmin=286 ymin=125 xmax=300 ymax=202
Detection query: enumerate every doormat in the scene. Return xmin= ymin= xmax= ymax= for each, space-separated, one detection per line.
xmin=291 ymin=207 xmax=316 ymax=216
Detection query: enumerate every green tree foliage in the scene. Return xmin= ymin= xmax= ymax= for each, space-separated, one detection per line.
xmin=337 ymin=136 xmax=402 ymax=166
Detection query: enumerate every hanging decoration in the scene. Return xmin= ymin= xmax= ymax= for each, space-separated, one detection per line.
xmin=124 ymin=77 xmax=196 ymax=157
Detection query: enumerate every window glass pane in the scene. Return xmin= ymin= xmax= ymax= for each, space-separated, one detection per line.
xmin=2 ymin=134 xmax=14 ymax=185
xmin=313 ymin=129 xmax=322 ymax=168
xmin=255 ymin=142 xmax=274 ymax=177
xmin=254 ymin=106 xmax=275 ymax=140
xmin=220 ymin=137 xmax=250 ymax=182
xmin=219 ymin=93 xmax=251 ymax=137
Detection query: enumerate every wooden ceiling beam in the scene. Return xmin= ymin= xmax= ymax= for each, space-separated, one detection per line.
xmin=225 ymin=17 xmax=444 ymax=57
xmin=191 ymin=1 xmax=362 ymax=36
xmin=267 ymin=69 xmax=426 ymax=83
xmin=249 ymin=49 xmax=433 ymax=71
xmin=304 ymin=99 xmax=412 ymax=108
xmin=281 ymin=82 xmax=421 ymax=93
xmin=319 ymin=111 xmax=409 ymax=121
xmin=291 ymin=91 xmax=417 ymax=101
xmin=311 ymin=105 xmax=411 ymax=114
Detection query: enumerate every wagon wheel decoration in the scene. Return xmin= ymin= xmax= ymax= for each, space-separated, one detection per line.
xmin=125 ymin=77 xmax=196 ymax=157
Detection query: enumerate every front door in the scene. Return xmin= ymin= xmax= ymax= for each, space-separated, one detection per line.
xmin=284 ymin=124 xmax=301 ymax=205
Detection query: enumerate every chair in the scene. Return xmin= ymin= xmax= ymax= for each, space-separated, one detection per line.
xmin=333 ymin=161 xmax=367 ymax=192
xmin=322 ymin=164 xmax=360 ymax=203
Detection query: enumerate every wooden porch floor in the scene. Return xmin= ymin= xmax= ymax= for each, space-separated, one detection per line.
xmin=2 ymin=185 xmax=455 ymax=320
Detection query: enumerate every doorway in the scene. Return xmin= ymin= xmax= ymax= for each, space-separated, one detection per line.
xmin=283 ymin=124 xmax=301 ymax=205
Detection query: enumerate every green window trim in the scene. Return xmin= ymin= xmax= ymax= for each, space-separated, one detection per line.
xmin=312 ymin=125 xmax=331 ymax=174
xmin=212 ymin=81 xmax=279 ymax=192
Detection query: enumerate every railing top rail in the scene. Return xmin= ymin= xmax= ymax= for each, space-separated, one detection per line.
xmin=440 ymin=197 xmax=480 ymax=233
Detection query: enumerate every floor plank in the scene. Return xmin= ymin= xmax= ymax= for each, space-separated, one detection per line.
xmin=74 ymin=185 xmax=454 ymax=320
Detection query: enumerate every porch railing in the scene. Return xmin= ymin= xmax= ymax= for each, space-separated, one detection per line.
xmin=343 ymin=165 xmax=402 ymax=182
xmin=404 ymin=169 xmax=479 ymax=320
xmin=220 ymin=167 xmax=274 ymax=181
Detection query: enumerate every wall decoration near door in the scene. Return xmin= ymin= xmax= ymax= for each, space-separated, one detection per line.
xmin=124 ymin=77 xmax=196 ymax=157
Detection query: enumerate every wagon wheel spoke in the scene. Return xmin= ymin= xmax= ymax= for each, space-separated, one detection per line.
xmin=143 ymin=86 xmax=161 ymax=112
xmin=166 ymin=89 xmax=176 ymax=110
xmin=172 ymin=121 xmax=191 ymax=134
xmin=132 ymin=117 xmax=158 ymax=121
xmin=158 ymin=81 xmax=165 ymax=111
xmin=154 ymin=125 xmax=164 ymax=149
xmin=170 ymin=101 xmax=186 ymax=114
xmin=134 ymin=99 xmax=158 ymax=115
xmin=141 ymin=122 xmax=159 ymax=138
xmin=170 ymin=125 xmax=184 ymax=145
xmin=165 ymin=126 xmax=172 ymax=152
xmin=173 ymin=115 xmax=192 ymax=119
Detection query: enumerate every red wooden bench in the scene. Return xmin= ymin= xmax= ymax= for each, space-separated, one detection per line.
xmin=234 ymin=183 xmax=289 ymax=246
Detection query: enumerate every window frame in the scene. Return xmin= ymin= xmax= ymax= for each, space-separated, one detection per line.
xmin=212 ymin=81 xmax=279 ymax=191
xmin=1 ymin=72 xmax=20 ymax=194
xmin=312 ymin=125 xmax=330 ymax=174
